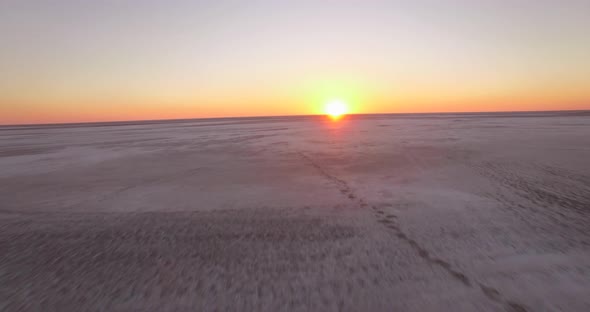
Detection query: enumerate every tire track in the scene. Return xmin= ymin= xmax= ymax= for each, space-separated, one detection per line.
xmin=298 ymin=152 xmax=528 ymax=312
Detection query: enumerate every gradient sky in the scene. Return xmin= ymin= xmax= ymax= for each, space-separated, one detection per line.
xmin=1 ymin=0 xmax=589 ymax=124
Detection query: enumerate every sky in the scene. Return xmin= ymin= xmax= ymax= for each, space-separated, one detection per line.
xmin=1 ymin=0 xmax=589 ymax=124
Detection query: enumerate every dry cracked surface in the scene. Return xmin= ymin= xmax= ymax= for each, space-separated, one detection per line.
xmin=1 ymin=112 xmax=590 ymax=311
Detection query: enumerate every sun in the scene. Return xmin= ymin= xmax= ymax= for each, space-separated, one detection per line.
xmin=324 ymin=99 xmax=349 ymax=119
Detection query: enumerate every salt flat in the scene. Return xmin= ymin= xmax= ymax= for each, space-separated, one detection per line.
xmin=1 ymin=112 xmax=590 ymax=311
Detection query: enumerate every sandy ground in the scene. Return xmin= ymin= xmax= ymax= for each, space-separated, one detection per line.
xmin=1 ymin=112 xmax=590 ymax=311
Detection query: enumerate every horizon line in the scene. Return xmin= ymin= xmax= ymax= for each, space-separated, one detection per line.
xmin=1 ymin=108 xmax=589 ymax=128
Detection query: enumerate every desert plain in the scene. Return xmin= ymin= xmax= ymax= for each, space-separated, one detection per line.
xmin=1 ymin=111 xmax=589 ymax=311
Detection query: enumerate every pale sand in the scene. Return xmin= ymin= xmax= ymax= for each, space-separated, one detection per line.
xmin=1 ymin=112 xmax=589 ymax=311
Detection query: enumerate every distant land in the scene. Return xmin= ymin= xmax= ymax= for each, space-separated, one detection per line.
xmin=1 ymin=110 xmax=589 ymax=130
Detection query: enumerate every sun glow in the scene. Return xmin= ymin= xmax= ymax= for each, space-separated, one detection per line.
xmin=324 ymin=99 xmax=349 ymax=119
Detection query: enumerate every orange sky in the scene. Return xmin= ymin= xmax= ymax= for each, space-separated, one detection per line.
xmin=1 ymin=1 xmax=589 ymax=124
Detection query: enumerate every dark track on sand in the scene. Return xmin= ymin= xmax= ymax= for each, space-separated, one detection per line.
xmin=299 ymin=152 xmax=528 ymax=312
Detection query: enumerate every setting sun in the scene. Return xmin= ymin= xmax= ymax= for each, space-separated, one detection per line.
xmin=325 ymin=100 xmax=349 ymax=119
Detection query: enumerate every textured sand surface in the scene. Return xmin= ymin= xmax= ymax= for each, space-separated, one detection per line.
xmin=1 ymin=112 xmax=590 ymax=311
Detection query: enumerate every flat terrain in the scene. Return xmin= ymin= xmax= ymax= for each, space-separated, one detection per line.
xmin=1 ymin=112 xmax=590 ymax=311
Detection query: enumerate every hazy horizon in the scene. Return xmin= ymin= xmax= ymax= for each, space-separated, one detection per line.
xmin=2 ymin=0 xmax=589 ymax=124
xmin=3 ymin=109 xmax=589 ymax=127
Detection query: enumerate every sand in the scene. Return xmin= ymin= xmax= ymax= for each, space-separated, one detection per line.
xmin=1 ymin=111 xmax=589 ymax=311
